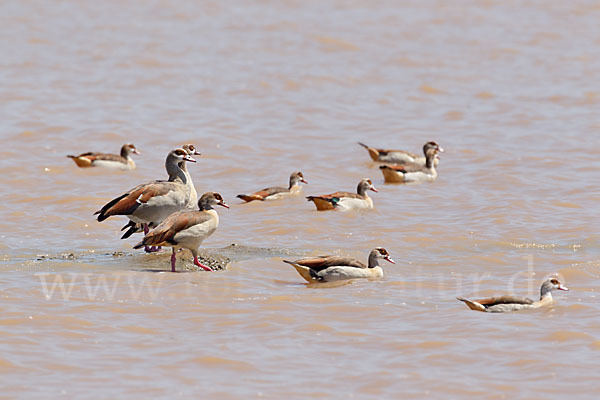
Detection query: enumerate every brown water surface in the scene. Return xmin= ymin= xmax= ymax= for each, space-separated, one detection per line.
xmin=1 ymin=0 xmax=599 ymax=398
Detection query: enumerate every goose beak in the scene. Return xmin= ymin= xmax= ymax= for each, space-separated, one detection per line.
xmin=219 ymin=201 xmax=230 ymax=209
xmin=133 ymin=149 xmax=141 ymax=155
xmin=370 ymin=186 xmax=378 ymax=193
xmin=437 ymin=146 xmax=445 ymax=153
xmin=301 ymin=179 xmax=308 ymax=184
xmin=558 ymin=285 xmax=569 ymax=291
xmin=193 ymin=150 xmax=201 ymax=155
xmin=184 ymin=155 xmax=196 ymax=163
xmin=385 ymin=256 xmax=395 ymax=264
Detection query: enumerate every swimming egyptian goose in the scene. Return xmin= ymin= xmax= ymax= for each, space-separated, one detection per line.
xmin=133 ymin=192 xmax=229 ymax=272
xmin=379 ymin=143 xmax=442 ymax=183
xmin=67 ymin=143 xmax=140 ymax=170
xmin=358 ymin=141 xmax=442 ymax=166
xmin=95 ymin=148 xmax=196 ymax=251
xmin=237 ymin=172 xmax=308 ymax=202
xmin=306 ymin=178 xmax=377 ymax=211
xmin=457 ymin=278 xmax=569 ymax=313
xmin=283 ymin=247 xmax=395 ymax=283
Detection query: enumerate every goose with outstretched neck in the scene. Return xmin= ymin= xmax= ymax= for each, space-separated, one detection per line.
xmin=68 ymin=143 xmax=140 ymax=170
xmin=237 ymin=171 xmax=308 ymax=202
xmin=181 ymin=144 xmax=202 ymax=208
xmin=457 ymin=278 xmax=569 ymax=313
xmin=306 ymin=178 xmax=377 ymax=211
xmin=95 ymin=148 xmax=196 ymax=252
xmin=134 ymin=192 xmax=229 ymax=272
xmin=283 ymin=247 xmax=395 ymax=283
xmin=358 ymin=140 xmax=442 ymax=166
xmin=379 ymin=142 xmax=443 ymax=183
xmin=119 ymin=143 xmax=202 ymax=241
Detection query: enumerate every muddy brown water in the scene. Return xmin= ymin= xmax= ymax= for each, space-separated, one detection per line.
xmin=1 ymin=0 xmax=599 ymax=398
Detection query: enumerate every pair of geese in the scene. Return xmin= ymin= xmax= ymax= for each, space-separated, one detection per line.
xmin=78 ymin=142 xmax=568 ymax=313
xmin=360 ymin=141 xmax=443 ymax=183
xmin=93 ymin=145 xmax=226 ymax=272
xmin=239 ymin=174 xmax=378 ymax=212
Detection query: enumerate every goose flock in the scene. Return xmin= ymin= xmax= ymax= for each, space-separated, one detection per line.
xmin=71 ymin=140 xmax=569 ymax=313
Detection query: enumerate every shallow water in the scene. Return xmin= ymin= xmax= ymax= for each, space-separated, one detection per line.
xmin=1 ymin=0 xmax=599 ymax=398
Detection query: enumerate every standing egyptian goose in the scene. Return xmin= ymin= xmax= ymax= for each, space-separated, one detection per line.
xmin=181 ymin=144 xmax=201 ymax=208
xmin=379 ymin=143 xmax=442 ymax=183
xmin=95 ymin=148 xmax=196 ymax=251
xmin=133 ymin=192 xmax=229 ymax=272
xmin=283 ymin=247 xmax=395 ymax=283
xmin=457 ymin=278 xmax=569 ymax=313
xmin=237 ymin=172 xmax=308 ymax=202
xmin=358 ymin=141 xmax=442 ymax=166
xmin=306 ymin=178 xmax=377 ymax=211
xmin=120 ymin=143 xmax=202 ymax=241
xmin=67 ymin=143 xmax=140 ymax=170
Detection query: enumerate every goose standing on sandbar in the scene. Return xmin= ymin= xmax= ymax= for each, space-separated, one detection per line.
xmin=283 ymin=247 xmax=395 ymax=283
xmin=134 ymin=192 xmax=229 ymax=272
xmin=358 ymin=141 xmax=442 ymax=167
xmin=237 ymin=172 xmax=308 ymax=202
xmin=119 ymin=143 xmax=203 ymax=240
xmin=67 ymin=143 xmax=140 ymax=170
xmin=379 ymin=142 xmax=443 ymax=183
xmin=95 ymin=148 xmax=196 ymax=252
xmin=457 ymin=278 xmax=569 ymax=313
xmin=306 ymin=178 xmax=377 ymax=211
xmin=181 ymin=144 xmax=202 ymax=208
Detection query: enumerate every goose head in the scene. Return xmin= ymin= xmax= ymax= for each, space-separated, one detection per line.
xmin=171 ymin=148 xmax=196 ymax=163
xmin=198 ymin=192 xmax=229 ymax=210
xmin=290 ymin=171 xmax=308 ymax=186
xmin=423 ymin=141 xmax=444 ymax=155
xmin=368 ymin=247 xmax=395 ymax=267
xmin=540 ymin=278 xmax=569 ymax=298
xmin=357 ymin=178 xmax=378 ymax=195
xmin=121 ymin=143 xmax=141 ymax=157
xmin=182 ymin=143 xmax=201 ymax=156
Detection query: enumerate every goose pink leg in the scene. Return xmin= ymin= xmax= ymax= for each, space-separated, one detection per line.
xmin=193 ymin=256 xmax=213 ymax=272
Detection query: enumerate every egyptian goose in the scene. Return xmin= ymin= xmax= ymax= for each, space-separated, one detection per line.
xmin=358 ymin=141 xmax=442 ymax=166
xmin=95 ymin=148 xmax=196 ymax=251
xmin=181 ymin=144 xmax=201 ymax=208
xmin=379 ymin=143 xmax=442 ymax=183
xmin=237 ymin=172 xmax=308 ymax=202
xmin=133 ymin=192 xmax=229 ymax=272
xmin=306 ymin=178 xmax=377 ymax=211
xmin=457 ymin=278 xmax=569 ymax=313
xmin=67 ymin=143 xmax=140 ymax=170
xmin=119 ymin=143 xmax=202 ymax=241
xmin=283 ymin=247 xmax=395 ymax=283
